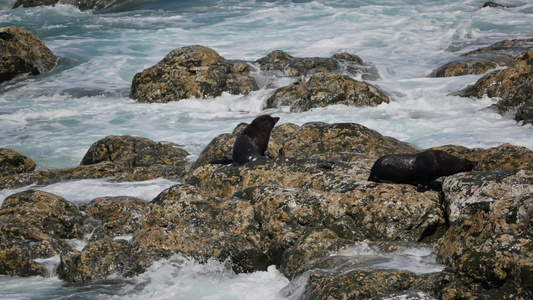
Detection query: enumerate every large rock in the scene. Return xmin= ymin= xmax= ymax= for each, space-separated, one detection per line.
xmin=13 ymin=0 xmax=113 ymax=10
xmin=436 ymin=191 xmax=533 ymax=299
xmin=432 ymin=38 xmax=533 ymax=77
xmin=265 ymin=71 xmax=390 ymax=112
xmin=0 ymin=135 xmax=191 ymax=189
xmin=0 ymin=26 xmax=56 ymax=83
xmin=0 ymin=190 xmax=84 ymax=277
xmin=81 ymin=135 xmax=190 ymax=173
xmin=192 ymin=121 xmax=418 ymax=171
xmin=239 ymin=184 xmax=444 ymax=278
xmin=457 ymin=50 xmax=533 ymax=124
xmin=127 ymin=184 xmax=268 ymax=275
xmin=0 ymin=148 xmax=36 ymax=176
xmin=130 ymin=45 xmax=258 ymax=103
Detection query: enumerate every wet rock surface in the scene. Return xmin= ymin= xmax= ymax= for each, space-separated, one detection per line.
xmin=1 ymin=118 xmax=532 ymax=299
xmin=130 ymin=45 xmax=258 ymax=103
xmin=0 ymin=135 xmax=190 ymax=189
xmin=0 ymin=148 xmax=36 ymax=176
xmin=265 ymin=70 xmax=390 ymax=112
xmin=0 ymin=26 xmax=57 ymax=83
xmin=455 ymin=50 xmax=533 ymax=125
xmin=432 ymin=38 xmax=533 ymax=77
xmin=0 ymin=190 xmax=84 ymax=277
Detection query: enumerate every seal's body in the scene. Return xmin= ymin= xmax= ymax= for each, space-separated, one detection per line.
xmin=210 ymin=115 xmax=279 ymax=166
xmin=368 ymin=150 xmax=477 ymax=190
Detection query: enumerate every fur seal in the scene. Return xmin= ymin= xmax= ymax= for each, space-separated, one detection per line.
xmin=210 ymin=114 xmax=280 ymax=166
xmin=368 ymin=150 xmax=477 ymax=191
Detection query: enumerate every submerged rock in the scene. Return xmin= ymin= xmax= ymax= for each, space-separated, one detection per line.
xmin=0 ymin=26 xmax=56 ymax=83
xmin=482 ymin=1 xmax=506 ymax=8
xmin=13 ymin=0 xmax=113 ymax=10
xmin=0 ymin=148 xmax=36 ymax=176
xmin=130 ymin=45 xmax=258 ymax=103
xmin=457 ymin=50 xmax=533 ymax=125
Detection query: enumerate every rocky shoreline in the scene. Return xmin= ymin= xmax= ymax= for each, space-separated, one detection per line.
xmin=1 ymin=21 xmax=533 ymax=299
xmin=1 ymin=120 xmax=533 ymax=299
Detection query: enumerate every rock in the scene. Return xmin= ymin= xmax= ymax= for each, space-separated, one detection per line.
xmin=281 ymin=122 xmax=418 ymax=160
xmin=188 ymin=157 xmax=359 ymax=198
xmin=0 ymin=162 xmax=127 ymax=190
xmin=332 ymin=52 xmax=364 ymax=65
xmin=0 ymin=190 xmax=83 ymax=277
xmin=0 ymin=135 xmax=190 ymax=189
xmin=80 ymin=135 xmax=190 ymax=179
xmin=192 ymin=121 xmax=417 ymax=172
xmin=256 ymin=50 xmax=370 ymax=78
xmin=432 ymin=38 xmax=533 ymax=77
xmin=57 ymin=239 xmax=130 ymax=282
xmin=256 ymin=50 xmax=293 ymax=72
xmin=432 ymin=144 xmax=533 ymax=171
xmin=265 ymin=71 xmax=390 ymax=112
xmin=0 ymin=148 xmax=36 ymax=176
xmin=130 ymin=45 xmax=258 ymax=103
xmin=456 ymin=51 xmax=533 ymax=124
xmin=126 ymin=183 xmax=268 ymax=275
xmin=79 ymin=196 xmax=147 ymax=241
xmin=435 ymin=192 xmax=533 ymax=299
xmin=81 ymin=135 xmax=189 ymax=172
xmin=234 ymin=184 xmax=444 ymax=278
xmin=441 ymin=169 xmax=533 ymax=224
xmin=0 ymin=246 xmax=47 ymax=277
xmin=432 ymin=59 xmax=505 ymax=77
xmin=482 ymin=1 xmax=506 ymax=8
xmin=13 ymin=0 xmax=114 ymax=11
xmin=300 ymin=269 xmax=421 ymax=300
xmin=0 ymin=26 xmax=56 ymax=83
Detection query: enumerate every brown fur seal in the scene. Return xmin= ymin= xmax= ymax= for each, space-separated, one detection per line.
xmin=210 ymin=115 xmax=279 ymax=166
xmin=368 ymin=150 xmax=477 ymax=191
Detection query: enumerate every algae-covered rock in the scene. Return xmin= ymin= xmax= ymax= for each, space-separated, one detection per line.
xmin=0 ymin=26 xmax=56 ymax=83
xmin=130 ymin=45 xmax=257 ymax=103
xmin=0 ymin=148 xmax=36 ymax=176
xmin=457 ymin=51 xmax=533 ymax=125
xmin=265 ymin=71 xmax=390 ymax=112
xmin=0 ymin=190 xmax=83 ymax=277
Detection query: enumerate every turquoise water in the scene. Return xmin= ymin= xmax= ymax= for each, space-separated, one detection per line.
xmin=1 ymin=0 xmax=532 ymax=298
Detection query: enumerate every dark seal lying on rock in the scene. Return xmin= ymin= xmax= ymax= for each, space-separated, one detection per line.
xmin=210 ymin=115 xmax=279 ymax=166
xmin=368 ymin=150 xmax=477 ymax=191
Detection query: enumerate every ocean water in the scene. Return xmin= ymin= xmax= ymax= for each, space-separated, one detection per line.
xmin=1 ymin=0 xmax=532 ymax=298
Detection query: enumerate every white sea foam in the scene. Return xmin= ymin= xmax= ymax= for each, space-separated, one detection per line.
xmin=0 ymin=178 xmax=176 ymax=205
xmin=113 ymin=255 xmax=289 ymax=300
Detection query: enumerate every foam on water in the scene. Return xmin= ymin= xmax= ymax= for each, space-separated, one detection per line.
xmin=0 ymin=178 xmax=177 ymax=205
